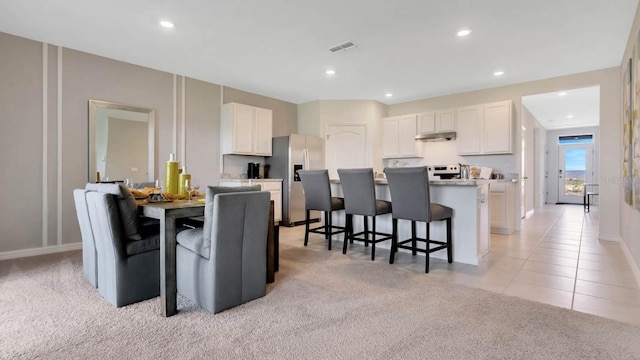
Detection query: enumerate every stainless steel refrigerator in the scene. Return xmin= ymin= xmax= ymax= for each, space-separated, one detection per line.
xmin=266 ymin=134 xmax=324 ymax=226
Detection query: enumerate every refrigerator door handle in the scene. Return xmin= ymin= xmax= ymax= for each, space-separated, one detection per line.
xmin=303 ymin=148 xmax=310 ymax=170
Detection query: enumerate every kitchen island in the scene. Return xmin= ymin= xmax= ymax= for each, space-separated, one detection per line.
xmin=329 ymin=179 xmax=501 ymax=265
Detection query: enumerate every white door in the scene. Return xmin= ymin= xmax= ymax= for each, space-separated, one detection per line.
xmin=558 ymin=143 xmax=593 ymax=204
xmin=326 ymin=124 xmax=367 ymax=179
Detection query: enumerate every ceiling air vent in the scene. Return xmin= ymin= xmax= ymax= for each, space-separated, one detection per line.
xmin=329 ymin=41 xmax=358 ymax=53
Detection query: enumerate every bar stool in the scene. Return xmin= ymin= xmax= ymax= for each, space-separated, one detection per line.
xmin=298 ymin=170 xmax=346 ymax=250
xmin=384 ymin=166 xmax=453 ymax=273
xmin=338 ymin=168 xmax=393 ymax=261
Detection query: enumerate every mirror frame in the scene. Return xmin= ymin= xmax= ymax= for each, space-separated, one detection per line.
xmin=88 ymin=99 xmax=155 ymax=183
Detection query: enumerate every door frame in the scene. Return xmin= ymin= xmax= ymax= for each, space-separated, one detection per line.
xmin=557 ymin=141 xmax=595 ymax=204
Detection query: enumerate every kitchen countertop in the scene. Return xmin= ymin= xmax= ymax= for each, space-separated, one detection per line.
xmin=219 ymin=178 xmax=283 ymax=182
xmin=330 ymin=178 xmax=517 ymax=186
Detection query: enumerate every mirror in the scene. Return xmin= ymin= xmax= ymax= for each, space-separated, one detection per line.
xmin=88 ymin=100 xmax=155 ymax=183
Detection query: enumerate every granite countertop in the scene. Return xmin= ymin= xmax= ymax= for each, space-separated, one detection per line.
xmin=220 ymin=178 xmax=283 ymax=182
xmin=330 ymin=178 xmax=517 ymax=186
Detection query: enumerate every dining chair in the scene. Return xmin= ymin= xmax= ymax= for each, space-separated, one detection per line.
xmin=298 ymin=170 xmax=345 ymax=250
xmin=384 ymin=166 xmax=453 ymax=273
xmin=176 ymin=187 xmax=270 ymax=313
xmin=85 ymin=191 xmax=162 ymax=307
xmin=73 ymin=189 xmax=98 ymax=287
xmin=338 ymin=168 xmax=393 ymax=261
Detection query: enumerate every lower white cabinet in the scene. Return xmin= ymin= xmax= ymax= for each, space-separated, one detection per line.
xmin=219 ymin=180 xmax=282 ymax=222
xmin=490 ymin=182 xmax=516 ymax=234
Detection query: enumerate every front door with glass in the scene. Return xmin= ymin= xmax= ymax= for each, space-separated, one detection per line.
xmin=557 ymin=135 xmax=594 ymax=204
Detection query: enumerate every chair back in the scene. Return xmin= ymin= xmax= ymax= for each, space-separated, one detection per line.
xmin=204 ymin=185 xmax=261 ymax=243
xmin=211 ymin=191 xmax=270 ymax=312
xmin=384 ymin=167 xmax=431 ymax=222
xmin=73 ymin=189 xmax=98 ymax=287
xmin=298 ymin=170 xmax=332 ymax=212
xmin=338 ymin=168 xmax=376 ymax=216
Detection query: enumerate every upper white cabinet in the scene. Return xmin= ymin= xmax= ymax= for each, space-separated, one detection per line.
xmin=457 ymin=100 xmax=513 ymax=155
xmin=417 ymin=109 xmax=456 ymax=134
xmin=221 ymin=102 xmax=273 ymax=156
xmin=381 ymin=114 xmax=420 ymax=158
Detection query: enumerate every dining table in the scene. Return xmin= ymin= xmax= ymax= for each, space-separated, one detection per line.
xmin=139 ymin=199 xmax=278 ymax=317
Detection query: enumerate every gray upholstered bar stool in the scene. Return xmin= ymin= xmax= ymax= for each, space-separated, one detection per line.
xmin=384 ymin=166 xmax=453 ymax=273
xmin=298 ymin=170 xmax=346 ymax=250
xmin=338 ymin=168 xmax=393 ymax=261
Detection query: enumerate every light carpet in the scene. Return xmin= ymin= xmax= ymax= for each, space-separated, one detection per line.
xmin=1 ymin=241 xmax=640 ymax=360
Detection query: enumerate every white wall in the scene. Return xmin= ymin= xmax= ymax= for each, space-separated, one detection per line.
xmin=298 ymin=100 xmax=387 ymax=172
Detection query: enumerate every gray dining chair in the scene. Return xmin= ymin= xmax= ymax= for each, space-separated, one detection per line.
xmin=176 ymin=186 xmax=269 ymax=314
xmin=298 ymin=170 xmax=345 ymax=250
xmin=73 ymin=189 xmax=98 ymax=287
xmin=384 ymin=166 xmax=453 ymax=273
xmin=85 ymin=191 xmax=161 ymax=306
xmin=338 ymin=168 xmax=393 ymax=260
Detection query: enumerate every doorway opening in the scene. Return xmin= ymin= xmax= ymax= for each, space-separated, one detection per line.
xmin=557 ymin=135 xmax=594 ymax=204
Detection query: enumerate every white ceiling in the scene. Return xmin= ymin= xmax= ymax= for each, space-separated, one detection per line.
xmin=522 ymin=86 xmax=600 ymax=130
xmin=0 ymin=0 xmax=637 ymax=106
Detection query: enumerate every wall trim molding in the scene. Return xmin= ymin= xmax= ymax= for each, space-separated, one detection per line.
xmin=41 ymin=42 xmax=48 ymax=248
xmin=0 ymin=242 xmax=81 ymax=261
xmin=172 ymin=74 xmax=177 ymax=155
xmin=57 ymin=46 xmax=63 ymax=246
xmin=181 ymin=76 xmax=186 ymax=165
xmin=620 ymin=239 xmax=640 ymax=287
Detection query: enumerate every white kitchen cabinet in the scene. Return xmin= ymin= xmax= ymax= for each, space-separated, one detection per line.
xmin=381 ymin=114 xmax=420 ymax=158
xmin=490 ymin=181 xmax=516 ymax=234
xmin=418 ymin=110 xmax=456 ymax=134
xmin=221 ymin=102 xmax=273 ymax=156
xmin=219 ymin=179 xmax=282 ymax=222
xmin=456 ymin=100 xmax=512 ymax=155
xmin=456 ymin=105 xmax=482 ymax=154
xmin=483 ymin=101 xmax=512 ymax=154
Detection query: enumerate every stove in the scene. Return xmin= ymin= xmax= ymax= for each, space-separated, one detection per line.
xmin=427 ymin=164 xmax=460 ymax=179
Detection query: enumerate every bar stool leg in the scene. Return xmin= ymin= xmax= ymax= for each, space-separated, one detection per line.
xmin=411 ymin=221 xmax=417 ymax=256
xmin=389 ymin=218 xmax=398 ymax=264
xmin=363 ymin=216 xmax=369 ymax=247
xmin=371 ymin=217 xmax=376 ymax=261
xmin=342 ymin=214 xmax=352 ymax=254
xmin=326 ymin=211 xmax=332 ymax=250
xmin=446 ymin=217 xmax=453 ymax=263
xmin=304 ymin=210 xmax=310 ymax=246
xmin=425 ymin=222 xmax=431 ymax=273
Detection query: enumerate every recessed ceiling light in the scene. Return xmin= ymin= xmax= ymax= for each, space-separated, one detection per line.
xmin=457 ymin=29 xmax=472 ymax=37
xmin=385 ymin=93 xmax=393 ymax=97
xmin=494 ymin=71 xmax=504 ymax=76
xmin=325 ymin=69 xmax=335 ymax=75
xmin=558 ymin=92 xmax=567 ymax=96
xmin=566 ymin=114 xmax=574 ymax=118
xmin=160 ymin=20 xmax=175 ymax=28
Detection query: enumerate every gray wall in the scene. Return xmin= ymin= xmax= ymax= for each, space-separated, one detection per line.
xmin=0 ymin=32 xmax=295 ymax=257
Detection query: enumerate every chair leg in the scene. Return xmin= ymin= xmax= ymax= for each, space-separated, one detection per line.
xmin=371 ymin=216 xmax=376 ymax=261
xmin=411 ymin=221 xmax=417 ymax=256
xmin=343 ymin=214 xmax=351 ymax=254
xmin=304 ymin=210 xmax=310 ymax=246
xmin=425 ymin=222 xmax=430 ymax=273
xmin=389 ymin=218 xmax=398 ymax=264
xmin=363 ymin=216 xmax=369 ymax=247
xmin=326 ymin=211 xmax=332 ymax=251
xmin=446 ymin=217 xmax=453 ymax=264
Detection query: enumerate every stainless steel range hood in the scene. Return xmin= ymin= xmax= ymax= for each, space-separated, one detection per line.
xmin=414 ymin=131 xmax=456 ymax=142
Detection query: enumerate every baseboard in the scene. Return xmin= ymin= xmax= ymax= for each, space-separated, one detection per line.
xmin=598 ymin=233 xmax=622 ymax=242
xmin=0 ymin=243 xmax=82 ymax=261
xmin=619 ymin=240 xmax=640 ymax=287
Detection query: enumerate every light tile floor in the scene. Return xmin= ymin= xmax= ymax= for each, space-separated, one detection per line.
xmin=279 ymin=204 xmax=640 ymax=325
